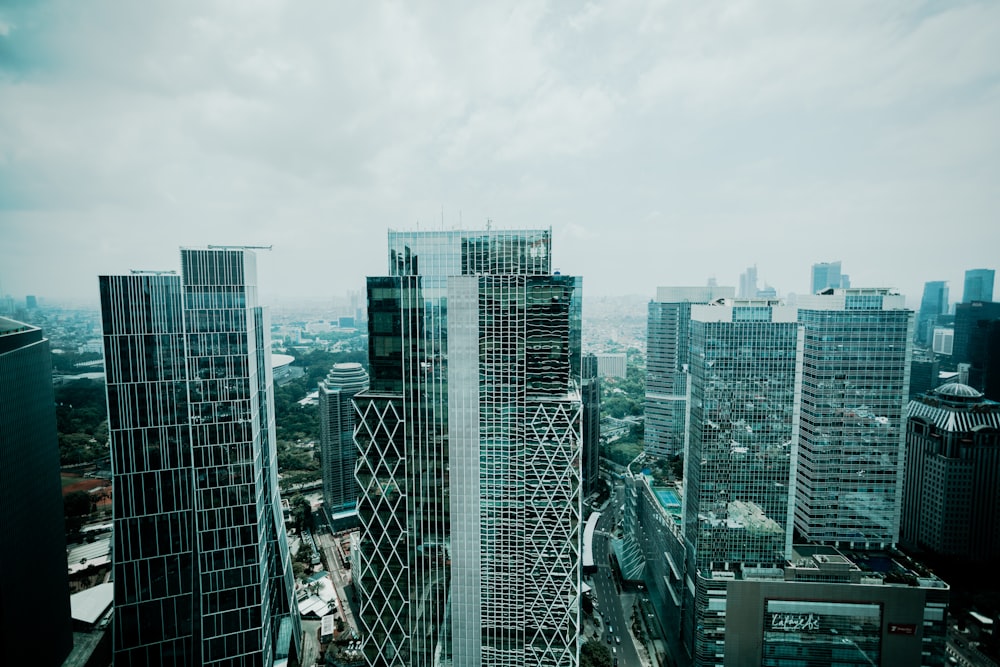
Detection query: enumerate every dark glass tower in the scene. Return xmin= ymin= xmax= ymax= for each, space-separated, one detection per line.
xmin=581 ymin=353 xmax=601 ymax=498
xmin=0 ymin=317 xmax=73 ymax=666
xmin=100 ymin=248 xmax=300 ymax=666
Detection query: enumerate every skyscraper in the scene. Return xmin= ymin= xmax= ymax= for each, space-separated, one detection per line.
xmin=903 ymin=383 xmax=1000 ymax=561
xmin=100 ymin=248 xmax=300 ymax=665
xmin=810 ymin=261 xmax=843 ymax=294
xmin=0 ymin=317 xmax=73 ymax=666
xmin=581 ymin=353 xmax=601 ymax=497
xmin=354 ymin=229 xmax=582 ymax=667
xmin=962 ymin=268 xmax=995 ymax=303
xmin=916 ymin=280 xmax=949 ymax=345
xmin=645 ymin=286 xmax=735 ymax=458
xmin=794 ymin=288 xmax=913 ymax=549
xmin=738 ymin=265 xmax=758 ymax=299
xmin=683 ymin=299 xmax=802 ymax=664
xmin=318 ymin=362 xmax=369 ymax=515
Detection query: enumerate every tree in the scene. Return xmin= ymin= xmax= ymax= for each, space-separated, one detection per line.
xmin=290 ymin=494 xmax=312 ymax=532
xmin=580 ymin=639 xmax=613 ymax=667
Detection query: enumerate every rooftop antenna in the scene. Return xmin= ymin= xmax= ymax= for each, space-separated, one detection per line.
xmin=441 ymin=205 xmax=444 ymax=229
xmin=486 ymin=218 xmax=492 ymax=231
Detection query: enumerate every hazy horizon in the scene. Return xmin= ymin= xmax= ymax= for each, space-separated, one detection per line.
xmin=2 ymin=2 xmax=998 ymax=306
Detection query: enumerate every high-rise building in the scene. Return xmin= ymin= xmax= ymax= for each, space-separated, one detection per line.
xmin=794 ymin=288 xmax=913 ymax=549
xmin=354 ymin=229 xmax=582 ymax=667
xmin=581 ymin=353 xmax=601 ymax=498
xmin=683 ymin=299 xmax=802 ymax=664
xmin=0 ymin=317 xmax=73 ymax=666
xmin=738 ymin=265 xmax=758 ymax=299
xmin=810 ymin=261 xmax=845 ymax=294
xmin=953 ymin=301 xmax=1000 ymax=400
xmin=100 ymin=248 xmax=300 ymax=665
xmin=916 ymin=281 xmax=949 ymax=346
xmin=644 ymin=286 xmax=735 ymax=458
xmin=962 ymin=268 xmax=995 ymax=303
xmin=318 ymin=362 xmax=369 ymax=515
xmin=903 ymin=383 xmax=1000 ymax=561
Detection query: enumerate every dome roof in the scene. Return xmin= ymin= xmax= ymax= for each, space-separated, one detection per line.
xmin=933 ymin=382 xmax=983 ymax=399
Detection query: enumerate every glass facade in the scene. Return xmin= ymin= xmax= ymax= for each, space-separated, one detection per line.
xmin=684 ymin=303 xmax=802 ymax=571
xmin=795 ymin=290 xmax=913 ymax=548
xmin=101 ymin=249 xmax=299 ymax=666
xmin=0 ymin=318 xmax=74 ymax=666
xmin=356 ymin=229 xmax=581 ymax=667
xmin=319 ymin=363 xmax=369 ymax=513
xmin=761 ymin=600 xmax=881 ymax=666
xmin=645 ymin=287 xmax=734 ymax=458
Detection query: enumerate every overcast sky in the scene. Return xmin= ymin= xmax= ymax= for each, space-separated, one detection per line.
xmin=1 ymin=1 xmax=998 ymax=308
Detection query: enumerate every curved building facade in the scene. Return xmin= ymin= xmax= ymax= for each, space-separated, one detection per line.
xmin=318 ymin=362 xmax=369 ymax=514
xmin=902 ymin=383 xmax=1000 ymax=561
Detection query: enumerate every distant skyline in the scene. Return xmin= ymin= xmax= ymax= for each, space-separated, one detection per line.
xmin=2 ymin=2 xmax=998 ymax=307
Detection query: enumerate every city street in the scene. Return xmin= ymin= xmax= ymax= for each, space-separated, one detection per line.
xmin=589 ymin=486 xmax=643 ymax=667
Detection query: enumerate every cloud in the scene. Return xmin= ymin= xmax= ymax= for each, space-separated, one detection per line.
xmin=0 ymin=0 xmax=997 ymax=303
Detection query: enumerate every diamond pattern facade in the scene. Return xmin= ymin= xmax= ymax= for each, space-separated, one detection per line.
xmin=355 ymin=230 xmax=581 ymax=667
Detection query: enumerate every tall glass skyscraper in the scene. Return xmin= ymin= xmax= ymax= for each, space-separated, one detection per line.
xmin=683 ymin=299 xmax=802 ymax=665
xmin=794 ymin=289 xmax=913 ymax=548
xmin=100 ymin=248 xmax=300 ymax=666
xmin=0 ymin=317 xmax=73 ymax=666
xmin=645 ymin=286 xmax=735 ymax=458
xmin=354 ymin=229 xmax=582 ymax=667
xmin=962 ymin=268 xmax=995 ymax=303
xmin=916 ymin=280 xmax=949 ymax=346
xmin=318 ymin=362 xmax=369 ymax=514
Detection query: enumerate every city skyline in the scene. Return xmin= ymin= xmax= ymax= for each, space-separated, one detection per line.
xmin=2 ymin=2 xmax=998 ymax=305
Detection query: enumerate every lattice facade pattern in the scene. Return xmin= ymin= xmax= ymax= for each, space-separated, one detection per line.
xmin=356 ymin=230 xmax=581 ymax=667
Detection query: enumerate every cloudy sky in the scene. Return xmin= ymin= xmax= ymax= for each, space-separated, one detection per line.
xmin=1 ymin=1 xmax=998 ymax=307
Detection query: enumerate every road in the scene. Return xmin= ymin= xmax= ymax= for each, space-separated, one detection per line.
xmin=589 ymin=486 xmax=642 ymax=667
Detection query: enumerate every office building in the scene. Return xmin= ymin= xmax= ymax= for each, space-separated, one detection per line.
xmin=683 ymin=299 xmax=802 ymax=665
xmin=625 ymin=468 xmax=948 ymax=667
xmin=909 ymin=351 xmax=940 ymax=400
xmin=794 ymin=289 xmax=914 ymax=549
xmin=916 ymin=281 xmax=949 ymax=346
xmin=962 ymin=268 xmax=995 ymax=303
xmin=318 ymin=362 xmax=369 ymax=515
xmin=810 ymin=261 xmax=851 ymax=294
xmin=953 ymin=301 xmax=1000 ymax=400
xmin=582 ymin=353 xmax=601 ymax=497
xmin=100 ymin=248 xmax=300 ymax=665
xmin=0 ymin=317 xmax=73 ymax=666
xmin=931 ymin=327 xmax=953 ymax=356
xmin=593 ymin=352 xmax=626 ymax=379
xmin=902 ymin=383 xmax=1000 ymax=561
xmin=738 ymin=265 xmax=758 ymax=299
xmin=354 ymin=229 xmax=582 ymax=667
xmin=644 ymin=286 xmax=735 ymax=458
